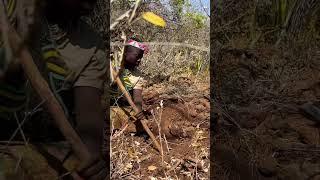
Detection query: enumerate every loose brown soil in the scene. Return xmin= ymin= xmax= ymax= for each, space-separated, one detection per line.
xmin=111 ymin=77 xmax=210 ymax=179
xmin=212 ymin=47 xmax=320 ymax=180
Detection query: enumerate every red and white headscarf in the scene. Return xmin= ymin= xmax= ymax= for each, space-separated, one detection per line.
xmin=127 ymin=39 xmax=149 ymax=54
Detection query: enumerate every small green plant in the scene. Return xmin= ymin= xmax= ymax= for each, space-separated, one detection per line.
xmin=186 ymin=12 xmax=207 ymax=29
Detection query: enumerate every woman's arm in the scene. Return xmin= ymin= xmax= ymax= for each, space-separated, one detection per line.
xmin=133 ymin=88 xmax=143 ymax=112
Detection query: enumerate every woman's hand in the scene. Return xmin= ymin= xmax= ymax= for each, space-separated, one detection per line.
xmin=77 ymin=157 xmax=107 ymax=180
xmin=134 ymin=109 xmax=148 ymax=120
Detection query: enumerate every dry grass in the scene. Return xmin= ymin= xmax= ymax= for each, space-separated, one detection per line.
xmin=110 ymin=75 xmax=210 ymax=180
xmin=108 ymin=1 xmax=210 ymax=179
xmin=211 ymin=38 xmax=320 ymax=179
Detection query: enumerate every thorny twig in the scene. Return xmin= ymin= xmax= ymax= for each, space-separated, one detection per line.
xmin=111 ymin=123 xmax=129 ymax=140
xmin=152 ymin=107 xmax=164 ymax=164
xmin=111 ymin=41 xmax=210 ymax=52
xmin=5 ymin=98 xmax=46 ymax=149
xmin=198 ymin=0 xmax=210 ymax=17
xmin=4 ymin=86 xmax=66 ymax=150
xmin=110 ymin=10 xmax=132 ymax=31
xmin=14 ymin=113 xmax=28 ymax=145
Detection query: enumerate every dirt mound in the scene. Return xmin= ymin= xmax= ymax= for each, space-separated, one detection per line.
xmin=111 ymin=80 xmax=210 ymax=179
xmin=147 ymin=101 xmax=208 ymax=140
xmin=212 ymin=47 xmax=320 ymax=180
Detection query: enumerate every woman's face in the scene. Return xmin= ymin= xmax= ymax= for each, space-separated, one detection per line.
xmin=124 ymin=46 xmax=144 ymax=70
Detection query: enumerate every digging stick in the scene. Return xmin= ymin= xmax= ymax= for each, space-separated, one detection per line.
xmin=6 ymin=26 xmax=92 ymax=173
xmin=111 ymin=68 xmax=162 ymax=153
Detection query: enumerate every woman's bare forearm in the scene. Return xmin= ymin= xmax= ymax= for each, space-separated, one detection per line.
xmin=133 ymin=89 xmax=143 ymax=111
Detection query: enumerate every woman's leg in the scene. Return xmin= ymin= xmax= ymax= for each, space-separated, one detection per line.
xmin=74 ymin=86 xmax=104 ymax=155
xmin=74 ymin=86 xmax=107 ymax=179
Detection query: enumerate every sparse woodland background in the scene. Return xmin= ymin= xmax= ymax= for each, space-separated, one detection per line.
xmin=107 ymin=0 xmax=209 ymax=82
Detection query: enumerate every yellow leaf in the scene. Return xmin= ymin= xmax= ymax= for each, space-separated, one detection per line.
xmin=142 ymin=12 xmax=166 ymax=27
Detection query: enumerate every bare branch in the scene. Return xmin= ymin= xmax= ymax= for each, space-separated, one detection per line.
xmin=110 ymin=10 xmax=132 ymax=31
xmin=198 ymin=0 xmax=210 ymax=17
xmin=128 ymin=0 xmax=142 ymax=24
xmin=111 ymin=42 xmax=209 ymax=52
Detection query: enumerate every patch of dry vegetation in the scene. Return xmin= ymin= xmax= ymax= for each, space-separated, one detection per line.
xmin=211 ymin=0 xmax=320 ymax=179
xmin=109 ymin=0 xmax=210 ymax=179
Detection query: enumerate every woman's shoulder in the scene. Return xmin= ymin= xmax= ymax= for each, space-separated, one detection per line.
xmin=71 ymin=19 xmax=104 ymax=49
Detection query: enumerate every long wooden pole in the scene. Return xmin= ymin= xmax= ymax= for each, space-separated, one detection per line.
xmin=7 ymin=27 xmax=92 ymax=173
xmin=111 ymin=68 xmax=162 ymax=153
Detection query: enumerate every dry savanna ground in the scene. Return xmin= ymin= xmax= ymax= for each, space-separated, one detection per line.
xmin=111 ymin=75 xmax=210 ymax=180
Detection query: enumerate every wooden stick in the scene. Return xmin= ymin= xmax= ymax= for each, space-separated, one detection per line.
xmin=7 ymin=27 xmax=93 ymax=171
xmin=111 ymin=68 xmax=162 ymax=153
xmin=110 ymin=10 xmax=132 ymax=31
xmin=0 ymin=0 xmax=13 ymax=73
xmin=128 ymin=0 xmax=142 ymax=24
xmin=113 ymin=33 xmax=127 ymax=82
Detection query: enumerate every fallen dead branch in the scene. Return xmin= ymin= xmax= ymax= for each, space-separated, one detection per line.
xmin=111 ymin=42 xmax=209 ymax=52
xmin=111 ymin=123 xmax=129 ymax=140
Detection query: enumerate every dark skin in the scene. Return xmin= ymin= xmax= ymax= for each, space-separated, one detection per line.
xmin=74 ymin=87 xmax=105 ymax=179
xmin=74 ymin=87 xmax=104 ymax=160
xmin=123 ymin=45 xmax=144 ymax=112
xmin=45 ymin=0 xmax=107 ymax=179
xmin=1 ymin=1 xmax=106 ymax=179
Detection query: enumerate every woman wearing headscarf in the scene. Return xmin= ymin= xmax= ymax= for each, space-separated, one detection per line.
xmin=111 ymin=36 xmax=148 ymax=112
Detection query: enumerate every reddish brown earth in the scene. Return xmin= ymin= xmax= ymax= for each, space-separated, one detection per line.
xmin=0 ymin=76 xmax=210 ymax=180
xmin=212 ymin=47 xmax=320 ymax=180
xmin=111 ymin=78 xmax=210 ymax=179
